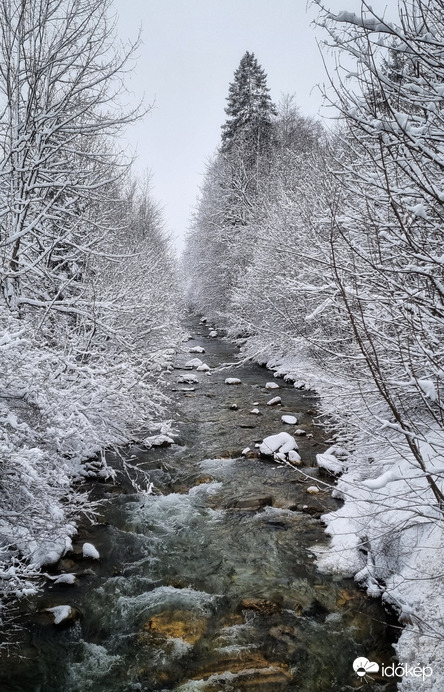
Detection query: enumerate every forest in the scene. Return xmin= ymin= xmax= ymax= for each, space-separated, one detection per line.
xmin=0 ymin=0 xmax=180 ymax=603
xmin=0 ymin=0 xmax=443 ymax=686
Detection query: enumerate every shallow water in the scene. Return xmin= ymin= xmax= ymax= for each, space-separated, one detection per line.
xmin=0 ymin=318 xmax=399 ymax=691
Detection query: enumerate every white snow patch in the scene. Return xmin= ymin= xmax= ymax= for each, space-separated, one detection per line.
xmin=82 ymin=543 xmax=100 ymax=560
xmin=185 ymin=358 xmax=203 ymax=369
xmin=288 ymin=450 xmax=302 ymax=464
xmin=260 ymin=432 xmax=298 ymax=456
xmin=196 ymin=363 xmax=210 ymax=372
xmin=46 ymin=605 xmax=74 ymax=624
xmin=317 ymin=453 xmax=343 ymax=475
xmin=179 ymin=373 xmax=198 ymax=384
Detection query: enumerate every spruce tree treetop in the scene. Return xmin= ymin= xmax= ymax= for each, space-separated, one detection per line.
xmin=221 ymin=51 xmax=277 ymax=155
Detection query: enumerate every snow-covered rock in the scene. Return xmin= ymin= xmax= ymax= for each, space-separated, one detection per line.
xmin=143 ymin=434 xmax=174 ymax=449
xmin=281 ymin=415 xmax=297 ymax=425
xmin=306 ymin=486 xmax=320 ymax=494
xmin=179 ymin=373 xmax=198 ymax=384
xmin=293 ymin=381 xmax=306 ymax=390
xmin=46 ymin=572 xmax=77 ymax=585
xmin=53 ymin=573 xmax=77 ymax=585
xmin=266 ymin=396 xmax=282 ymax=406
xmin=189 ymin=346 xmax=205 ymax=354
xmin=225 ymin=377 xmax=241 ymax=385
xmin=250 ymin=408 xmax=260 ymax=415
xmin=265 ymin=382 xmax=279 ymax=389
xmin=82 ymin=543 xmax=100 ymax=560
xmin=242 ymin=447 xmax=251 ymax=456
xmin=259 ymin=432 xmax=298 ymax=456
xmin=209 ymin=330 xmax=218 ymax=338
xmin=45 ymin=605 xmax=77 ymax=625
xmin=196 ymin=363 xmax=210 ymax=372
xmin=288 ymin=450 xmax=302 ymax=464
xmin=316 ymin=452 xmax=343 ymax=476
xmin=185 ymin=358 xmax=203 ymax=369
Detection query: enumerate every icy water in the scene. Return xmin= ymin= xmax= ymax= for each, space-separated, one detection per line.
xmin=0 ymin=318 xmax=399 ymax=691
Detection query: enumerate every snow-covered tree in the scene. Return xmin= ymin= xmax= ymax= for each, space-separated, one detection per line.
xmin=185 ymin=54 xmax=279 ymax=321
xmin=316 ymin=0 xmax=444 ymax=507
xmin=0 ymin=1 xmax=181 ymax=614
xmin=0 ymin=0 xmax=140 ymax=322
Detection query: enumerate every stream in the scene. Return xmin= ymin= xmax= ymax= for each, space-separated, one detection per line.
xmin=0 ymin=317 xmax=399 ymax=691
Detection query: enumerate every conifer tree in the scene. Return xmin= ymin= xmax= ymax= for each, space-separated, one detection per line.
xmin=221 ymin=51 xmax=276 ymax=159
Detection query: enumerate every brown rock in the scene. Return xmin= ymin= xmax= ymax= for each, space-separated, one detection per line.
xmin=238 ymin=598 xmax=282 ymax=615
xmin=191 ymin=650 xmax=291 ymax=682
xmin=194 ymin=476 xmax=215 ymax=486
xmin=43 ymin=605 xmax=80 ymax=626
xmin=141 ymin=609 xmax=207 ymax=645
xmin=196 ymin=666 xmax=292 ymax=690
xmin=244 ymin=450 xmax=259 ymax=459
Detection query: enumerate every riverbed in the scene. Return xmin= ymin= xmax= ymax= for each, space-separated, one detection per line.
xmin=0 ymin=317 xmax=399 ymax=691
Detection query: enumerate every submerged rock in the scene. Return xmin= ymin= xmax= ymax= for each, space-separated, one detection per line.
xmin=238 ymin=598 xmax=282 ymax=615
xmin=230 ymin=496 xmax=273 ymax=511
xmin=141 ymin=609 xmax=207 ymax=645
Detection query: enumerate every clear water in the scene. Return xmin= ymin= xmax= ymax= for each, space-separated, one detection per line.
xmin=0 ymin=319 xmax=399 ymax=691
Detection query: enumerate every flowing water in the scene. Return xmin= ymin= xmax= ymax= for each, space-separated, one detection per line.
xmin=0 ymin=318 xmax=399 ymax=691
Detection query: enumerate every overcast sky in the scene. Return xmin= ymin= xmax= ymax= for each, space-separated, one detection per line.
xmin=112 ymin=0 xmax=389 ymax=250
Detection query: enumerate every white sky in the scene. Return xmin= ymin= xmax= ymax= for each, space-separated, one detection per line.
xmin=112 ymin=0 xmax=390 ymax=250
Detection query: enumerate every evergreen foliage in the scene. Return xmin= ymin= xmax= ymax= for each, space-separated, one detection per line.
xmin=221 ymin=51 xmax=277 ymax=158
